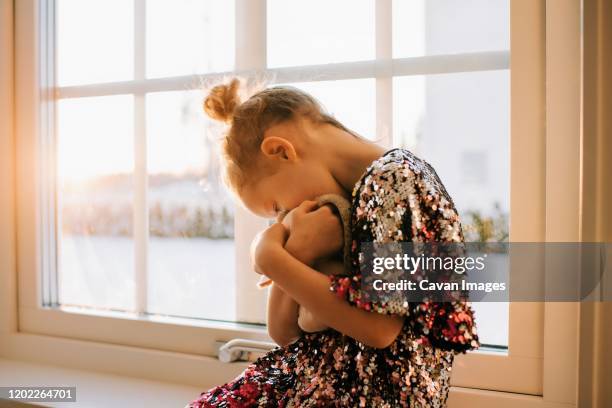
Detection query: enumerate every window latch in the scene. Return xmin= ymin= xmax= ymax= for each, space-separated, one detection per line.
xmin=216 ymin=339 xmax=278 ymax=363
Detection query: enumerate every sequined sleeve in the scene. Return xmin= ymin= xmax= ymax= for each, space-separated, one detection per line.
xmin=329 ymin=150 xmax=480 ymax=353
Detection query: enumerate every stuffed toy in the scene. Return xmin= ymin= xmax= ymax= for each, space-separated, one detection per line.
xmin=257 ymin=193 xmax=352 ymax=333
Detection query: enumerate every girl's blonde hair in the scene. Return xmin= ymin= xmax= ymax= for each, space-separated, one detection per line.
xmin=202 ymin=78 xmax=362 ymax=194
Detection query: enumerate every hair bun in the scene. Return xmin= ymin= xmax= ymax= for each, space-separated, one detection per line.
xmin=203 ymin=78 xmax=241 ymax=123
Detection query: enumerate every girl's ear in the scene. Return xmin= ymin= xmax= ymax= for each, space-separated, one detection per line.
xmin=260 ymin=136 xmax=298 ymax=162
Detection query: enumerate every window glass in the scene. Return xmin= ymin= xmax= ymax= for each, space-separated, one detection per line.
xmin=392 ymin=0 xmax=510 ymax=58
xmin=146 ymin=0 xmax=235 ymax=78
xmin=267 ymin=0 xmax=375 ymax=67
xmin=57 ymin=95 xmax=135 ymax=311
xmin=57 ymin=0 xmax=133 ymax=86
xmin=146 ymin=90 xmax=236 ymax=321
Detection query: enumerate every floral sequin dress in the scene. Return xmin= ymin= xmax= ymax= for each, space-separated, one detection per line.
xmin=186 ymin=148 xmax=479 ymax=408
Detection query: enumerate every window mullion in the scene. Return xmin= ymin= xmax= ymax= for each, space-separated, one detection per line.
xmin=233 ymin=0 xmax=269 ymax=324
xmin=40 ymin=0 xmax=58 ymax=307
xmin=235 ymin=0 xmax=266 ymax=71
xmin=133 ymin=0 xmax=148 ymax=314
xmin=54 ymin=51 xmax=510 ymax=100
xmin=375 ymin=0 xmax=393 ymax=147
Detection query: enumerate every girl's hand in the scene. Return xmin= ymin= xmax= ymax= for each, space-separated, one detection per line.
xmin=250 ymin=222 xmax=289 ymax=275
xmin=281 ymin=200 xmax=344 ymax=265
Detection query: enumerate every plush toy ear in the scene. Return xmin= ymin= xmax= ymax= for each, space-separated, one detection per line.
xmin=315 ymin=193 xmax=353 ymax=271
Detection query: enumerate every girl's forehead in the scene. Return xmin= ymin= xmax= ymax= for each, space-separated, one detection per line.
xmin=239 ymin=180 xmax=277 ymax=218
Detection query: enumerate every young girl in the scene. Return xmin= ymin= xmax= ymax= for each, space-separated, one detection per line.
xmin=186 ymin=78 xmax=479 ymax=407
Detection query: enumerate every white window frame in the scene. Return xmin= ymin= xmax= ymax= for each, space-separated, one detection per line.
xmin=0 ymin=0 xmax=583 ymax=406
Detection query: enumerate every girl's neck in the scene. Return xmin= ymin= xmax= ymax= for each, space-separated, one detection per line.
xmin=314 ymin=125 xmax=387 ymax=196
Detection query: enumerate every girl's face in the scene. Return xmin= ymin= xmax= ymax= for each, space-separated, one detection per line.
xmin=239 ymin=120 xmax=348 ymax=220
xmin=241 ymin=159 xmax=346 ymax=220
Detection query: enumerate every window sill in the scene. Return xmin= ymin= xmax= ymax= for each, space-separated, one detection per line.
xmin=0 ymin=331 xmax=249 ymax=389
xmin=0 ymin=357 xmax=203 ymax=408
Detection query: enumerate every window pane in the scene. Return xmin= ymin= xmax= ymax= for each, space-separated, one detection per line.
xmin=57 ymin=95 xmax=135 ymax=311
xmin=277 ymin=79 xmax=376 ymax=140
xmin=57 ymin=0 xmax=133 ymax=86
xmin=146 ymin=90 xmax=236 ymax=321
xmin=393 ymin=70 xmax=510 ymax=348
xmin=392 ymin=0 xmax=510 ymax=58
xmin=146 ymin=0 xmax=235 ymax=78
xmin=267 ymin=0 xmax=375 ymax=67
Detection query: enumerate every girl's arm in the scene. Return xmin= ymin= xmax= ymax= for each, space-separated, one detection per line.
xmin=266 ymin=282 xmax=302 ymax=346
xmin=253 ymin=225 xmax=404 ymax=349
